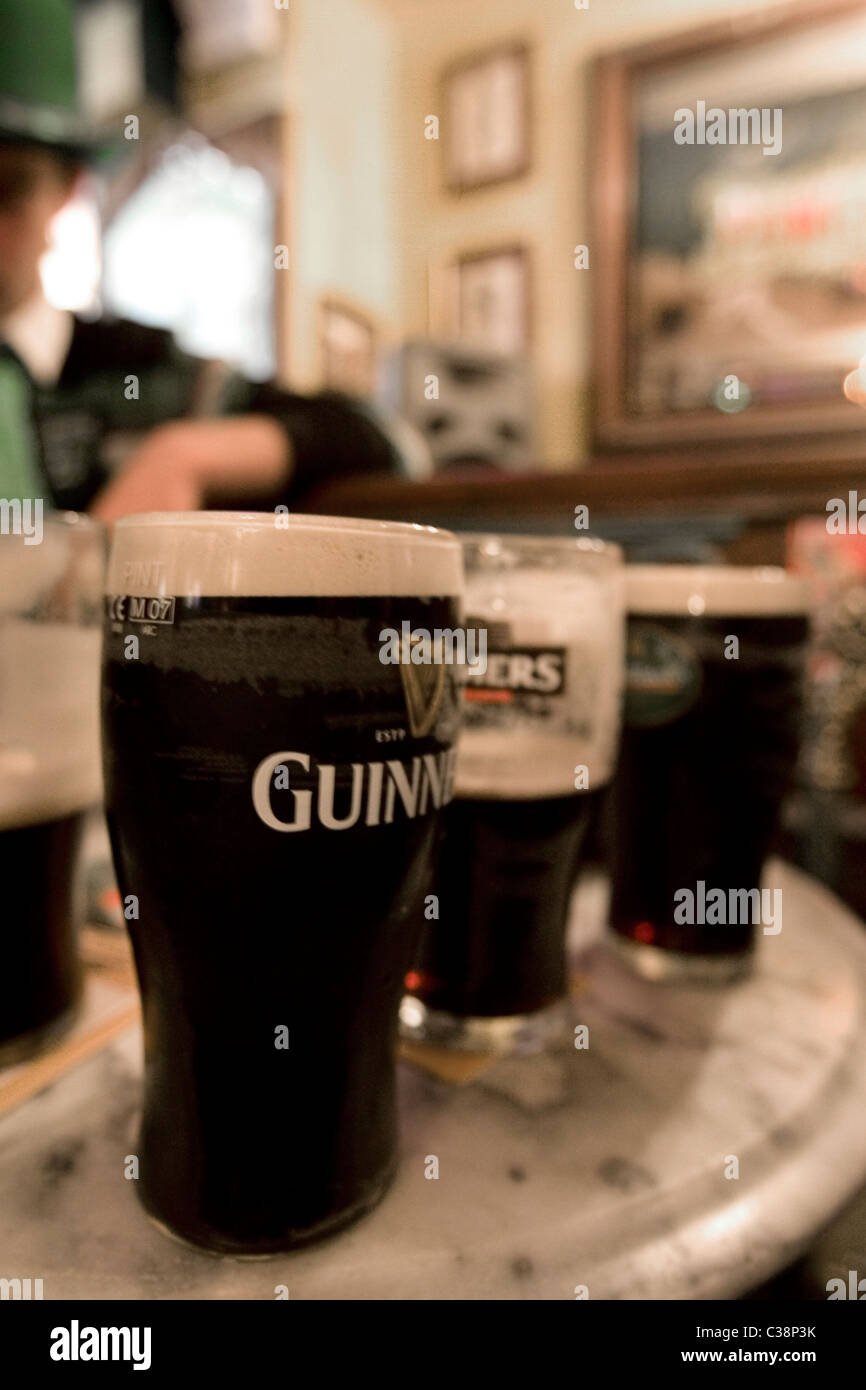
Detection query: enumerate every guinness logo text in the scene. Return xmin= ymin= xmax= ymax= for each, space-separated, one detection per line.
xmin=251 ymin=749 xmax=457 ymax=832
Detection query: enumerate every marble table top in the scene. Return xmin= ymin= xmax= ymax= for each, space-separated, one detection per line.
xmin=2 ymin=860 xmax=866 ymax=1300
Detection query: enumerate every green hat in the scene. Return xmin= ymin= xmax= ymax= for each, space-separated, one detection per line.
xmin=0 ymin=0 xmax=108 ymax=157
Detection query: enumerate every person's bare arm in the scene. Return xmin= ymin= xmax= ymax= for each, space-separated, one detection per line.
xmin=89 ymin=416 xmax=292 ymax=524
xmin=843 ymin=358 xmax=866 ymax=408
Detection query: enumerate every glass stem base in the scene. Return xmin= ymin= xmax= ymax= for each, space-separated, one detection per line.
xmin=136 ymin=1152 xmax=398 ymax=1258
xmin=399 ymin=994 xmax=572 ymax=1055
xmin=607 ymin=931 xmax=755 ymax=985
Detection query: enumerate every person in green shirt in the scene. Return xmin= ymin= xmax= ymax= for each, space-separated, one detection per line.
xmin=0 ymin=0 xmax=417 ymax=524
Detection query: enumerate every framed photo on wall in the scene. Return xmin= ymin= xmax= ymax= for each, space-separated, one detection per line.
xmin=592 ymin=0 xmax=866 ymax=456
xmin=175 ymin=0 xmax=281 ymax=72
xmin=319 ymin=297 xmax=378 ymax=397
xmin=442 ymin=43 xmax=531 ymax=193
xmin=453 ymin=246 xmax=531 ymax=356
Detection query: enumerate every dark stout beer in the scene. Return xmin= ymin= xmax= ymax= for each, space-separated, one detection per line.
xmin=412 ymin=791 xmax=594 ymax=1019
xmin=403 ymin=536 xmax=624 ymax=1052
xmin=0 ymin=814 xmax=86 ymax=1058
xmin=102 ymin=513 xmax=462 ymax=1254
xmin=0 ymin=521 xmax=102 ymax=1064
xmin=608 ymin=566 xmax=810 ymax=981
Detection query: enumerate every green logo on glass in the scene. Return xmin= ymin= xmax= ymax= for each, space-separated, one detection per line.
xmin=624 ymin=622 xmax=702 ymax=727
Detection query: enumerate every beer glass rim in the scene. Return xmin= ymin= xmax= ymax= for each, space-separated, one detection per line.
xmin=456 ymin=532 xmax=622 ymax=563
xmin=0 ymin=510 xmax=104 ymax=621
xmin=626 ymin=564 xmax=811 ymax=616
xmin=107 ymin=512 xmax=461 ymax=598
xmin=114 ymin=511 xmax=456 ymax=547
xmin=45 ymin=510 xmax=103 ymax=533
xmin=0 ymin=509 xmax=104 ymax=539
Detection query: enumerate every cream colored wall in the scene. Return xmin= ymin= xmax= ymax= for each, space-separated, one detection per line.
xmin=379 ymin=0 xmax=781 ymax=467
xmin=284 ymin=0 xmax=400 ymax=390
xmin=285 ymin=0 xmax=783 ymax=461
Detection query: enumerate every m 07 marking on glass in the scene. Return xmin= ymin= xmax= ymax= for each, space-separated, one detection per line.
xmin=105 ymin=595 xmax=176 ymax=625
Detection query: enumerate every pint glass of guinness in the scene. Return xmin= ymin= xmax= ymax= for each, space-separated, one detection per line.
xmin=608 ymin=565 xmax=810 ymax=983
xmin=0 ymin=513 xmax=103 ymax=1065
xmin=102 ymin=513 xmax=462 ymax=1254
xmin=401 ymin=534 xmax=624 ymax=1053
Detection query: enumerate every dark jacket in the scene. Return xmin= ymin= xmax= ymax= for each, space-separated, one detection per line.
xmin=33 ymin=315 xmax=402 ymax=512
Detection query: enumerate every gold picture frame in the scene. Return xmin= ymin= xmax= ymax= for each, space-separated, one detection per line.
xmin=441 ymin=42 xmax=531 ymax=193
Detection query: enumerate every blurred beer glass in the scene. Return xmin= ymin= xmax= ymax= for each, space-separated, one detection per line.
xmin=608 ymin=565 xmax=810 ymax=983
xmin=0 ymin=513 xmax=103 ymax=1065
xmin=401 ymin=534 xmax=624 ymax=1053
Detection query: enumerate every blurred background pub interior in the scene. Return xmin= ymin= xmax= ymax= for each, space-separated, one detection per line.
xmin=3 ymin=0 xmax=866 ymax=1298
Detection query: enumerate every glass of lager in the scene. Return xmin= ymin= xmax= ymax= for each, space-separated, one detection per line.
xmin=608 ymin=565 xmax=810 ymax=983
xmin=401 ymin=534 xmax=624 ymax=1053
xmin=101 ymin=513 xmax=462 ymax=1254
xmin=0 ymin=512 xmax=103 ymax=1065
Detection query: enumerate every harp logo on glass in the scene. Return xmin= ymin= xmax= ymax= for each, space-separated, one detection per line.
xmin=379 ymin=622 xmax=481 ymax=737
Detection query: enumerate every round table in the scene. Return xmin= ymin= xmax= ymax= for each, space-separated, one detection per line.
xmin=2 ymin=860 xmax=865 ymax=1300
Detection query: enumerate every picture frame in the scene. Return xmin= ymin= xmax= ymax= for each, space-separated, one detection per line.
xmin=591 ymin=0 xmax=866 ymax=457
xmin=175 ymin=0 xmax=281 ymax=73
xmin=441 ymin=42 xmax=531 ymax=193
xmin=319 ymin=297 xmax=378 ymax=397
xmin=453 ymin=245 xmax=531 ymax=356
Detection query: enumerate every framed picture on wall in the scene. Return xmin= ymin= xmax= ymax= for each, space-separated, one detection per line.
xmin=442 ymin=43 xmax=531 ymax=193
xmin=319 ymin=297 xmax=378 ymax=397
xmin=175 ymin=0 xmax=281 ymax=72
xmin=592 ymin=0 xmax=866 ymax=456
xmin=453 ymin=246 xmax=531 ymax=356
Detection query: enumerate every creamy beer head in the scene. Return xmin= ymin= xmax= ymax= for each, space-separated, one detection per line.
xmin=0 ymin=520 xmax=102 ymax=830
xmin=0 ymin=624 xmax=101 ymax=829
xmin=107 ymin=512 xmax=462 ymax=599
xmin=458 ymin=536 xmax=624 ymax=798
xmin=626 ymin=564 xmax=811 ymax=617
xmin=0 ymin=523 xmax=68 ymax=617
